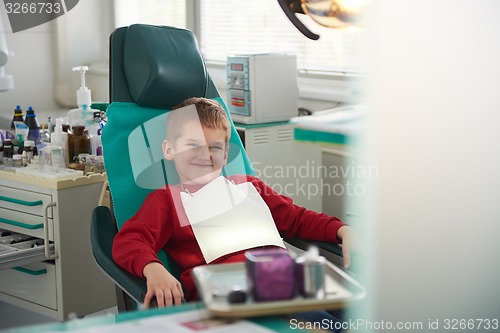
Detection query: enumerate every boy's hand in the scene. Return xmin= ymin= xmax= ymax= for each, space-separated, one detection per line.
xmin=143 ymin=262 xmax=184 ymax=308
xmin=337 ymin=226 xmax=353 ymax=269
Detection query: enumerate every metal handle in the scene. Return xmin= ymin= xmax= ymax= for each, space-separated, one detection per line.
xmin=0 ymin=195 xmax=43 ymax=206
xmin=13 ymin=266 xmax=47 ymax=276
xmin=321 ymin=147 xmax=355 ymax=158
xmin=43 ymin=202 xmax=59 ymax=260
xmin=0 ymin=217 xmax=43 ymax=230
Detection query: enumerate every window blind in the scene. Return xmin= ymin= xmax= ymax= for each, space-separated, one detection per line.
xmin=113 ymin=0 xmax=367 ymax=73
xmin=199 ymin=0 xmax=367 ymax=73
xmin=114 ymin=0 xmax=186 ymax=29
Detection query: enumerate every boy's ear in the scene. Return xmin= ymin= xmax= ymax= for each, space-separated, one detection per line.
xmin=162 ymin=139 xmax=174 ymax=160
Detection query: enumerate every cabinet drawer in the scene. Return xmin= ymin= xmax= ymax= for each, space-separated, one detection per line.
xmin=0 ymin=230 xmax=56 ymax=270
xmin=0 ymin=261 xmax=57 ymax=310
xmin=0 ymin=207 xmax=54 ymax=240
xmin=0 ymin=186 xmax=53 ymax=218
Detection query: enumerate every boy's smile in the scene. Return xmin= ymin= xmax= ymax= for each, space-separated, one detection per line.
xmin=162 ymin=120 xmax=228 ymax=186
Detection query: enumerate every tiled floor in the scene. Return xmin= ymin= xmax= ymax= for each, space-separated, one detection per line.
xmin=0 ymin=301 xmax=118 ymax=331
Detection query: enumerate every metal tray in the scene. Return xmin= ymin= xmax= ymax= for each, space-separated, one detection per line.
xmin=0 ymin=230 xmax=54 ymax=270
xmin=192 ymin=261 xmax=366 ymax=318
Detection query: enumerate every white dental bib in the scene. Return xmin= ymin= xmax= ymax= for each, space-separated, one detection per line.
xmin=180 ymin=176 xmax=285 ymax=263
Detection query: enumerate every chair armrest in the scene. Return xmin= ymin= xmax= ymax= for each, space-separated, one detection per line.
xmin=91 ymin=206 xmax=146 ymax=305
xmin=283 ymin=237 xmax=344 ymax=267
xmin=284 ymin=237 xmax=365 ymax=278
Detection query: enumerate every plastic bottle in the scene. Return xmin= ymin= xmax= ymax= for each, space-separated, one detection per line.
xmin=10 ymin=105 xmax=24 ymax=130
xmin=89 ymin=111 xmax=103 ymax=156
xmin=24 ymin=106 xmax=41 ymax=144
xmin=3 ymin=140 xmax=13 ymax=166
xmin=14 ymin=134 xmax=24 ymax=154
xmin=50 ymin=118 xmax=69 ymax=168
xmin=0 ymin=140 xmax=4 ymax=164
xmin=47 ymin=117 xmax=52 ymax=138
xmin=67 ymin=66 xmax=98 ymax=129
xmin=50 ymin=146 xmax=66 ymax=171
xmin=68 ymin=125 xmax=90 ymax=164
xmin=95 ymin=129 xmax=103 ymax=156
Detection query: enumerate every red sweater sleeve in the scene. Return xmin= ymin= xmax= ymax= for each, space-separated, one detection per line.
xmin=244 ymin=175 xmax=346 ymax=243
xmin=112 ymin=189 xmax=174 ymax=278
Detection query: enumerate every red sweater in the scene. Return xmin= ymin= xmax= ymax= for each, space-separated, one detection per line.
xmin=112 ymin=174 xmax=345 ymax=301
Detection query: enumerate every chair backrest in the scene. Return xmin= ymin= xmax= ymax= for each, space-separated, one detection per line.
xmin=109 ymin=24 xmax=220 ymax=108
xmin=102 ymin=24 xmax=253 ymax=275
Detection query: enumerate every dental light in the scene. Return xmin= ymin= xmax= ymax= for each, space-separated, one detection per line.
xmin=277 ymin=0 xmax=370 ymax=40
xmin=0 ymin=14 xmax=14 ymax=91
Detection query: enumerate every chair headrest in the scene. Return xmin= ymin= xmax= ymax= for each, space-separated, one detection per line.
xmin=123 ymin=24 xmax=208 ymax=109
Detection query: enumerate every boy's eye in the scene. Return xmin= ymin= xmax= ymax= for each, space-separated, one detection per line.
xmin=209 ymin=145 xmax=224 ymax=151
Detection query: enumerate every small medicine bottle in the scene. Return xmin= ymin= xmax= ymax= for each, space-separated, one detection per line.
xmin=23 ymin=140 xmax=34 ymax=164
xmin=68 ymin=125 xmax=90 ymax=164
xmin=15 ymin=134 xmax=24 ymax=154
xmin=64 ymin=125 xmax=73 ymax=164
xmin=40 ymin=127 xmax=50 ymax=145
xmin=12 ymin=154 xmax=23 ymax=168
xmin=21 ymin=151 xmax=28 ymax=167
xmin=3 ymin=140 xmax=14 ymax=166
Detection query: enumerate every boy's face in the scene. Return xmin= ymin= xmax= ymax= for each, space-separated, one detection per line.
xmin=162 ymin=120 xmax=228 ymax=185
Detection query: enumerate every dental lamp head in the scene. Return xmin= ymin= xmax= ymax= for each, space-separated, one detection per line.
xmin=0 ymin=15 xmax=14 ymax=91
xmin=277 ymin=0 xmax=370 ymax=40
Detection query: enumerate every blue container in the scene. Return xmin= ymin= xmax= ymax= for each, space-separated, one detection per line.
xmin=24 ymin=106 xmax=41 ymax=144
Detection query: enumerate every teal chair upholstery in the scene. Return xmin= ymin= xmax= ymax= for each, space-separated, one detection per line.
xmin=91 ymin=24 xmax=344 ymax=312
xmin=91 ymin=24 xmax=252 ymax=311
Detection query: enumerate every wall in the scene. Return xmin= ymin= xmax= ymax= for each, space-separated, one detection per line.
xmin=0 ymin=8 xmax=60 ymax=129
xmin=0 ymin=0 xmax=112 ymax=130
xmin=1 ymin=0 xmax=354 ymax=133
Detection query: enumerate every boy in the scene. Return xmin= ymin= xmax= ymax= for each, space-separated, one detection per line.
xmin=112 ymin=97 xmax=352 ymax=308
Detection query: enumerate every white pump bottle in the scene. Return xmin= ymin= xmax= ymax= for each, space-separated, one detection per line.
xmin=67 ymin=66 xmax=97 ymax=129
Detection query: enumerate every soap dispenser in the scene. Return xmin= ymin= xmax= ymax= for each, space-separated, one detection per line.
xmin=67 ymin=66 xmax=98 ymax=129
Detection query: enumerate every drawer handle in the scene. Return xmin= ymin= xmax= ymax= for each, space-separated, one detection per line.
xmin=43 ymin=202 xmax=59 ymax=260
xmin=0 ymin=196 xmax=43 ymax=207
xmin=12 ymin=266 xmax=47 ymax=276
xmin=0 ymin=217 xmax=44 ymax=229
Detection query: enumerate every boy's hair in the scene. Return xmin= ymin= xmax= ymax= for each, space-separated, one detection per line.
xmin=166 ymin=97 xmax=231 ymax=142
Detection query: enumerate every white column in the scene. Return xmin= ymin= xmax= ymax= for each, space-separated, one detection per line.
xmin=358 ymin=0 xmax=500 ymax=326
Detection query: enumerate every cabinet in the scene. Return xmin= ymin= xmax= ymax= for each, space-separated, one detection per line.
xmin=321 ymin=146 xmax=366 ymax=227
xmin=291 ymin=105 xmax=368 ymax=226
xmin=235 ymin=122 xmax=322 ymax=212
xmin=0 ymin=171 xmax=116 ymax=320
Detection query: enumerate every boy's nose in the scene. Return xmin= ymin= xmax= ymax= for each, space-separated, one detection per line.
xmin=196 ymin=145 xmax=212 ymax=160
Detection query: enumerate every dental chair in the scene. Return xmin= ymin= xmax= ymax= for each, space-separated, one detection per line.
xmin=90 ymin=24 xmax=344 ymax=312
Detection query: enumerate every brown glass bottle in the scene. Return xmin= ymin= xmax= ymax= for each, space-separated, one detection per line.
xmin=68 ymin=125 xmax=90 ymax=164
